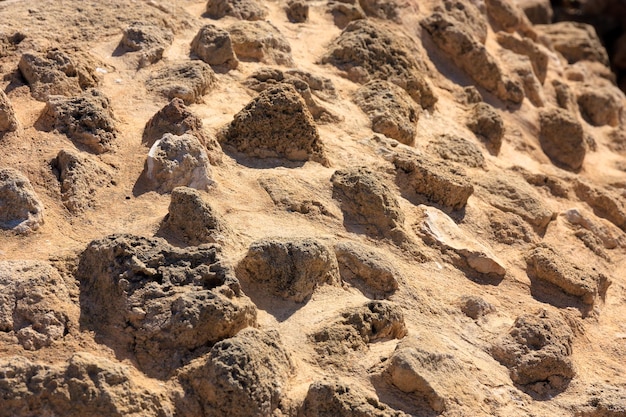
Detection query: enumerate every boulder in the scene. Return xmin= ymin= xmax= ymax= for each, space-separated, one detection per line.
xmin=0 ymin=260 xmax=75 ymax=350
xmin=0 ymin=90 xmax=19 ymax=134
xmin=577 ymin=84 xmax=623 ymax=127
xmin=45 ymin=89 xmax=117 ymax=154
xmin=286 ymin=0 xmax=309 ymax=23
xmin=539 ymin=107 xmax=586 ymax=171
xmin=191 ymin=24 xmax=239 ymax=71
xmin=146 ymin=133 xmax=214 ymax=193
xmin=236 ymin=237 xmax=340 ymax=303
xmin=227 ymin=21 xmax=294 ymax=66
xmin=353 ymin=80 xmax=418 ymax=145
xmin=0 ymin=168 xmax=44 ymax=233
xmin=439 ymin=0 xmax=488 ymax=43
xmin=358 ymin=0 xmax=400 ymax=21
xmin=219 ymin=84 xmax=328 ymax=165
xmin=574 ymin=180 xmax=626 ymax=231
xmin=535 ymin=22 xmax=609 ymax=66
xmin=177 ymin=328 xmax=292 ymax=417
xmin=205 ymin=0 xmax=268 ymax=21
xmin=146 ymin=61 xmax=216 ymax=105
xmin=427 ymin=134 xmax=485 ymax=168
xmin=466 ymin=102 xmax=505 ymax=154
xmin=327 ymin=1 xmax=366 ymax=29
xmin=563 ymin=207 xmax=625 ymax=249
xmin=485 ymin=0 xmax=531 ymax=33
xmin=119 ymin=21 xmax=173 ymax=68
xmin=77 ymin=234 xmax=257 ymax=378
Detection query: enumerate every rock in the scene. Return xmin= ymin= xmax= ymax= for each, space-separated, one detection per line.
xmin=459 ymin=295 xmax=496 ymax=319
xmin=415 ymin=205 xmax=506 ymax=278
xmin=190 ymin=24 xmax=239 ymax=71
xmin=489 ymin=210 xmax=537 ymax=245
xmin=143 ymin=98 xmax=222 ymax=164
xmin=485 ymin=0 xmax=531 ymax=33
xmin=496 ymin=32 xmax=549 ymax=84
xmin=439 ymin=0 xmax=489 ymax=43
xmin=219 ymin=84 xmax=329 ymax=165
xmin=146 ymin=133 xmax=214 ymax=193
xmin=466 ymin=102 xmax=505 ymax=154
xmin=322 ymin=20 xmax=437 ymax=109
xmin=574 ymin=180 xmax=626 ymax=231
xmin=577 ymin=385 xmax=626 ymax=417
xmin=236 ymin=237 xmax=340 ymax=303
xmin=119 ymin=21 xmax=173 ymax=68
xmin=331 ymin=167 xmax=407 ymax=241
xmin=517 ymin=0 xmax=553 ymax=24
xmin=502 ymin=50 xmax=546 ymax=107
xmin=53 ymin=149 xmax=114 ymax=213
xmin=577 ymin=84 xmax=623 ymax=127
xmin=300 ymin=381 xmax=409 ymax=417
xmin=0 ymin=261 xmax=75 ymax=350
xmin=0 ymin=168 xmax=44 ymax=233
xmin=146 ymin=61 xmax=216 ymax=105
xmin=535 ymin=22 xmax=609 ymax=66
xmin=421 ymin=10 xmax=523 ymax=103
xmin=563 ymin=207 xmax=625 ymax=249
xmin=286 ymin=0 xmax=309 ymax=23
xmin=0 ymin=90 xmax=19 ymax=134
xmin=393 ymin=152 xmax=474 ymax=211
xmin=539 ymin=107 xmax=586 ymax=171
xmin=514 ymin=166 xmax=570 ymax=198
xmin=44 ymin=89 xmax=117 ymax=154
xmin=427 ymin=134 xmax=485 ymax=168
xmin=162 ymin=186 xmax=228 ymax=245
xmin=477 ymin=171 xmax=553 ymax=232
xmin=491 ymin=309 xmax=576 ymax=396
xmin=18 ymin=48 xmax=101 ymax=101
xmin=552 ymin=79 xmax=577 ymax=111
xmin=77 ymin=234 xmax=257 ymax=378
xmin=334 ymin=241 xmax=399 ymax=297
xmin=177 ymin=328 xmax=292 ymax=417
xmin=205 ymin=0 xmax=268 ymax=21
xmin=526 ymin=244 xmax=610 ymax=305
xmin=327 ymin=1 xmax=366 ymax=29
xmin=227 ymin=21 xmax=294 ymax=66
xmin=461 ymin=85 xmax=483 ymax=104
xmin=354 ymin=80 xmax=418 ymax=145
xmin=0 ymin=353 xmax=172 ymax=417
xmin=358 ymin=0 xmax=400 ymax=21
xmin=285 ymin=69 xmax=338 ymax=101
xmin=259 ymin=174 xmax=337 ymax=217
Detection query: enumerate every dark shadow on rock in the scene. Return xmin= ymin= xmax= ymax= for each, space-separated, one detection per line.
xmin=3 ymin=69 xmax=27 ymax=95
xmin=236 ymin=278 xmax=306 ymax=322
xmin=513 ymin=379 xmax=573 ymax=402
xmin=528 ymin=277 xmax=593 ymax=317
xmin=220 ymin=147 xmax=307 ymax=169
xmin=131 ymin=164 xmax=154 ymax=197
xmin=370 ymin=373 xmax=441 ymax=417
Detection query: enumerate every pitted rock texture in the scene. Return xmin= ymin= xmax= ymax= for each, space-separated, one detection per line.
xmin=0 ymin=90 xmax=19 ymax=134
xmin=227 ymin=20 xmax=294 ymax=66
xmin=119 ymin=21 xmax=173 ymax=68
xmin=427 ymin=134 xmax=485 ymax=168
xmin=577 ymin=84 xmax=623 ymax=127
xmin=286 ymin=0 xmax=309 ymax=23
xmin=191 ymin=24 xmax=239 ymax=71
xmin=536 ymin=22 xmax=609 ymax=66
xmin=518 ymin=0 xmax=553 ymax=24
xmin=496 ymin=32 xmax=548 ymax=84
xmin=466 ymin=102 xmax=505 ymax=154
xmin=77 ymin=234 xmax=257 ymax=378
xmin=0 ymin=168 xmax=44 ymax=233
xmin=539 ymin=107 xmax=586 ymax=171
xmin=146 ymin=61 xmax=217 ymax=105
xmin=259 ymin=174 xmax=337 ymax=217
xmin=205 ymin=0 xmax=268 ymax=21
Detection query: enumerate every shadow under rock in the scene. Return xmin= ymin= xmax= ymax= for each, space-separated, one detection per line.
xmin=370 ymin=373 xmax=441 ymax=417
xmin=236 ymin=278 xmax=307 ymax=323
xmin=220 ymin=147 xmax=308 ymax=170
xmin=528 ymin=277 xmax=594 ymax=318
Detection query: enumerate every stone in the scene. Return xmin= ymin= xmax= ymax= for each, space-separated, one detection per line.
xmin=354 ymin=80 xmax=418 ymax=145
xmin=146 ymin=133 xmax=214 ymax=193
xmin=146 ymin=61 xmax=217 ymax=105
xmin=393 ymin=152 xmax=474 ymax=211
xmin=535 ymin=22 xmax=609 ymax=66
xmin=219 ymin=84 xmax=328 ymax=165
xmin=258 ymin=174 xmax=337 ymax=217
xmin=327 ymin=1 xmax=366 ymax=29
xmin=331 ymin=167 xmax=407 ymax=241
xmin=0 ymin=90 xmax=19 ymax=134
xmin=236 ymin=238 xmax=340 ymax=303
xmin=205 ymin=0 xmax=268 ymax=21
xmin=177 ymin=328 xmax=292 ymax=417
xmin=577 ymin=84 xmax=623 ymax=127
xmin=45 ymin=89 xmax=117 ymax=154
xmin=517 ymin=0 xmax=553 ymax=24
xmin=0 ymin=261 xmax=75 ymax=350
xmin=227 ymin=21 xmax=294 ymax=66
xmin=286 ymin=0 xmax=308 ymax=23
xmin=574 ymin=180 xmax=626 ymax=231
xmin=563 ymin=207 xmax=625 ymax=249
xmin=162 ymin=186 xmax=228 ymax=245
xmin=77 ymin=234 xmax=256 ymax=378
xmin=485 ymin=0 xmax=531 ymax=33
xmin=439 ymin=0 xmax=489 ymax=43
xmin=427 ymin=134 xmax=485 ymax=168
xmin=539 ymin=107 xmax=586 ymax=171
xmin=358 ymin=0 xmax=400 ymax=21
xmin=466 ymin=102 xmax=505 ymax=154
xmin=496 ymin=32 xmax=549 ymax=84
xmin=190 ymin=24 xmax=239 ymax=71
xmin=0 ymin=168 xmax=44 ymax=233
xmin=459 ymin=295 xmax=496 ymax=319
xmin=119 ymin=21 xmax=173 ymax=68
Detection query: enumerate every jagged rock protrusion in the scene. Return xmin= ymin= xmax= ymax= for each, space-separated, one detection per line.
xmin=205 ymin=0 xmax=268 ymax=21
xmin=466 ymin=103 xmax=505 ymax=155
xmin=0 ymin=168 xmax=44 ymax=233
xmin=119 ymin=21 xmax=173 ymax=68
xmin=227 ymin=21 xmax=294 ymax=66
xmin=191 ymin=24 xmax=239 ymax=71
xmin=146 ymin=61 xmax=217 ymax=105
xmin=0 ymin=90 xmax=19 ymax=134
xmin=539 ymin=107 xmax=586 ymax=171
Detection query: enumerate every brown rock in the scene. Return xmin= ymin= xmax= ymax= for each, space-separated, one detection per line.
xmin=358 ymin=0 xmax=400 ymax=21
xmin=496 ymin=32 xmax=549 ymax=84
xmin=327 ymin=1 xmax=366 ymax=29
xmin=563 ymin=207 xmax=625 ymax=249
xmin=146 ymin=61 xmax=217 ymax=105
xmin=440 ymin=0 xmax=489 ymax=43
xmin=191 ymin=24 xmax=239 ymax=71
xmin=427 ymin=134 xmax=485 ymax=168
xmin=466 ymin=103 xmax=505 ymax=154
xmin=227 ymin=21 xmax=294 ymax=66
xmin=119 ymin=21 xmax=173 ymax=68
xmin=286 ymin=0 xmax=309 ymax=23
xmin=535 ymin=22 xmax=609 ymax=66
xmin=259 ymin=174 xmax=337 ymax=217
xmin=574 ymin=180 xmax=626 ymax=231
xmin=517 ymin=0 xmax=553 ymax=24
xmin=539 ymin=107 xmax=586 ymax=171
xmin=0 ymin=168 xmax=44 ymax=234
xmin=205 ymin=0 xmax=268 ymax=20
xmin=0 ymin=90 xmax=19 ymax=134
xmin=459 ymin=295 xmax=496 ymax=319
xmin=485 ymin=0 xmax=530 ymax=33
xmin=577 ymin=84 xmax=623 ymax=127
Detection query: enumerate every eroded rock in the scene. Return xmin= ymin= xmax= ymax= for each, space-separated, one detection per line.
xmin=459 ymin=295 xmax=496 ymax=319
xmin=259 ymin=174 xmax=337 ymax=217
xmin=577 ymin=84 xmax=623 ymax=127
xmin=0 ymin=90 xmax=19 ymax=134
xmin=518 ymin=0 xmax=553 ymax=24
xmin=574 ymin=180 xmax=626 ymax=231
xmin=539 ymin=107 xmax=586 ymax=171
xmin=227 ymin=21 xmax=294 ymax=66
xmin=286 ymin=0 xmax=309 ymax=23
xmin=466 ymin=102 xmax=505 ymax=154
xmin=119 ymin=21 xmax=173 ymax=68
xmin=146 ymin=61 xmax=216 ymax=105
xmin=496 ymin=32 xmax=548 ymax=84
xmin=0 ymin=168 xmax=44 ymax=233
xmin=536 ymin=22 xmax=609 ymax=66
xmin=485 ymin=0 xmax=531 ymax=33
xmin=427 ymin=134 xmax=485 ymax=168
xmin=563 ymin=207 xmax=625 ymax=249
xmin=191 ymin=24 xmax=239 ymax=71
xmin=327 ymin=1 xmax=366 ymax=29
xmin=205 ymin=0 xmax=268 ymax=21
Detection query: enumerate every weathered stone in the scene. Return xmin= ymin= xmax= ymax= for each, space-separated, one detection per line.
xmin=535 ymin=22 xmax=609 ymax=66
xmin=467 ymin=102 xmax=505 ymax=154
xmin=286 ymin=0 xmax=309 ymax=23
xmin=0 ymin=90 xmax=19 ymax=133
xmin=334 ymin=241 xmax=399 ymax=296
xmin=517 ymin=0 xmax=553 ymax=24
xmin=146 ymin=61 xmax=217 ymax=105
xmin=427 ymin=134 xmax=485 ymax=168
xmin=205 ymin=0 xmax=268 ymax=21
xmin=539 ymin=107 xmax=586 ymax=171
xmin=496 ymin=32 xmax=549 ymax=83
xmin=119 ymin=21 xmax=173 ymax=68
xmin=574 ymin=180 xmax=626 ymax=231
xmin=577 ymin=84 xmax=623 ymax=127
xmin=0 ymin=168 xmax=44 ymax=233
xmin=227 ymin=21 xmax=293 ymax=66
xmin=191 ymin=24 xmax=239 ymax=71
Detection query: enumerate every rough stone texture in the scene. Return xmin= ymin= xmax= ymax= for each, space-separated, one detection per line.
xmin=563 ymin=208 xmax=625 ymax=249
xmin=53 ymin=148 xmax=114 ymax=213
xmin=236 ymin=237 xmax=340 ymax=303
xmin=491 ymin=309 xmax=576 ymax=396
xmin=334 ymin=241 xmax=399 ymax=297
xmin=574 ymin=181 xmax=626 ymax=231
xmin=227 ymin=21 xmax=294 ymax=66
xmin=466 ymin=102 xmax=505 ymax=154
xmin=0 ymin=261 xmax=74 ymax=350
xmin=416 ymin=205 xmax=506 ymax=278
xmin=259 ymin=175 xmax=337 ymax=217
xmin=496 ymin=32 xmax=549 ymax=84
xmin=146 ymin=61 xmax=217 ymax=105
xmin=393 ymin=152 xmax=474 ymax=211
xmin=162 ymin=186 xmax=228 ymax=245
xmin=527 ymin=244 xmax=610 ymax=305
xmin=327 ymin=0 xmax=366 ymax=29
xmin=191 ymin=24 xmax=239 ymax=71
xmin=359 ymin=0 xmax=400 ymax=21
xmin=219 ymin=84 xmax=328 ymax=165
xmin=322 ymin=20 xmax=437 ymax=109
xmin=354 ymin=80 xmax=418 ymax=145
xmin=517 ymin=0 xmax=553 ymax=24
xmin=331 ymin=167 xmax=407 ymax=241
xmin=421 ymin=10 xmax=523 ymax=103
xmin=0 ymin=168 xmax=44 ymax=233
xmin=177 ymin=328 xmax=292 ymax=417
xmin=427 ymin=134 xmax=485 ymax=168
xmin=205 ymin=0 xmax=268 ymax=21
xmin=286 ymin=0 xmax=309 ymax=23
xmin=146 ymin=133 xmax=214 ymax=193
xmin=300 ymin=381 xmax=409 ymax=417
xmin=577 ymin=85 xmax=623 ymax=127
xmin=539 ymin=107 xmax=586 ymax=171
xmin=119 ymin=21 xmax=173 ymax=68
xmin=459 ymin=295 xmax=496 ymax=319
xmin=477 ymin=172 xmax=553 ymax=232
xmin=18 ymin=48 xmax=101 ymax=101
xmin=576 ymin=385 xmax=626 ymax=417
xmin=0 ymin=90 xmax=19 ymax=134
xmin=45 ymin=89 xmax=117 ymax=154
xmin=439 ymin=0 xmax=488 ymax=43
xmin=535 ymin=22 xmax=609 ymax=66
xmin=0 ymin=353 xmax=172 ymax=417
xmin=77 ymin=234 xmax=257 ymax=378
xmin=143 ymin=98 xmax=222 ymax=164
xmin=489 ymin=210 xmax=537 ymax=245
xmin=504 ymin=52 xmax=545 ymax=107
xmin=485 ymin=0 xmax=530 ymax=33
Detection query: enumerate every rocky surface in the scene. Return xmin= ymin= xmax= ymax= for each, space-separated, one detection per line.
xmin=119 ymin=21 xmax=173 ymax=68
xmin=0 ymin=168 xmax=44 ymax=233
xmin=227 ymin=20 xmax=294 ymax=66
xmin=146 ymin=60 xmax=217 ymax=104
